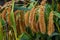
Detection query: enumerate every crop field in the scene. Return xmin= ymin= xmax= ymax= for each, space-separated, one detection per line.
xmin=0 ymin=0 xmax=60 ymax=40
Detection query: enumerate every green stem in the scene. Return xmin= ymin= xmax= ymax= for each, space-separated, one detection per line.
xmin=56 ymin=0 xmax=58 ymax=11
xmin=11 ymin=0 xmax=18 ymax=40
xmin=52 ymin=0 xmax=54 ymax=10
xmin=0 ymin=17 xmax=3 ymax=40
xmin=55 ymin=21 xmax=60 ymax=33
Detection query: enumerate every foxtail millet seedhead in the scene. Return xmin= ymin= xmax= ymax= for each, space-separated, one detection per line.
xmin=47 ymin=11 xmax=55 ymax=36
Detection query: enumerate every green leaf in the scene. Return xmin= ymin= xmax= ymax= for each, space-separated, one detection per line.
xmin=1 ymin=19 xmax=5 ymax=26
xmin=10 ymin=0 xmax=17 ymax=40
xmin=51 ymin=33 xmax=60 ymax=37
xmin=35 ymin=33 xmax=41 ymax=40
xmin=19 ymin=33 xmax=32 ymax=40
xmin=45 ymin=3 xmax=51 ymax=14
xmin=50 ymin=33 xmax=60 ymax=40
xmin=45 ymin=3 xmax=51 ymax=25
xmin=30 ymin=0 xmax=35 ymax=2
xmin=28 ymin=1 xmax=37 ymax=9
xmin=54 ymin=11 xmax=60 ymax=18
xmin=14 ymin=5 xmax=30 ymax=11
